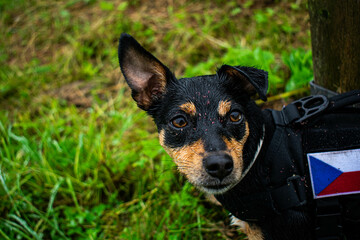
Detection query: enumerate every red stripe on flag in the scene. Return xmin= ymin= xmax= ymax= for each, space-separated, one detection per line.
xmin=318 ymin=171 xmax=360 ymax=196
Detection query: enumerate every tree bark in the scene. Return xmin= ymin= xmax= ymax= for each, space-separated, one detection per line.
xmin=308 ymin=0 xmax=360 ymax=93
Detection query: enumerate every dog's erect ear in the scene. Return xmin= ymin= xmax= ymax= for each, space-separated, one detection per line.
xmin=118 ymin=33 xmax=174 ymax=110
xmin=217 ymin=65 xmax=268 ymax=101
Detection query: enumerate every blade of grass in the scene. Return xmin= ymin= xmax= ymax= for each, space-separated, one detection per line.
xmin=0 ymin=169 xmax=21 ymax=217
xmin=74 ymin=132 xmax=83 ymax=179
xmin=47 ymin=178 xmax=64 ymax=216
xmin=2 ymin=220 xmax=33 ymax=240
xmin=0 ymin=229 xmax=11 ymax=240
xmin=196 ymin=210 xmax=203 ymax=240
xmin=114 ymin=188 xmax=158 ymax=215
xmin=66 ymin=177 xmax=81 ymax=213
xmin=8 ymin=214 xmax=42 ymax=240
xmin=0 ymin=122 xmax=12 ymax=161
xmin=17 ymin=194 xmax=70 ymax=239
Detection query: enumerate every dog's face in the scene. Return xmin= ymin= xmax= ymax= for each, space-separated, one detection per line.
xmin=118 ymin=34 xmax=268 ymax=194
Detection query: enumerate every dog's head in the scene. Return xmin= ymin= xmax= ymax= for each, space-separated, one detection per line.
xmin=118 ymin=33 xmax=268 ymax=194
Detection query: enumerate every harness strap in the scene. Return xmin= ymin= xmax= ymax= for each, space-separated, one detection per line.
xmin=278 ymin=90 xmax=360 ymax=126
xmin=215 ymin=175 xmax=307 ymax=222
xmin=326 ymin=89 xmax=360 ymax=112
xmin=315 ymin=198 xmax=343 ymax=240
xmin=263 ymin=109 xmax=308 ymax=213
xmin=273 ymin=95 xmax=329 ymax=125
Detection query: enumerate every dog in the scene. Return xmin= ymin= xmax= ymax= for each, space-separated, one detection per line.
xmin=118 ymin=33 xmax=360 ymax=240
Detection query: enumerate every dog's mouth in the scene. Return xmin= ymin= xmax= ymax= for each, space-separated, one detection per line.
xmin=200 ymin=183 xmax=234 ymax=194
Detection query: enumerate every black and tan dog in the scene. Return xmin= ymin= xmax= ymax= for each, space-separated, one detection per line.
xmin=118 ymin=33 xmax=360 ymax=240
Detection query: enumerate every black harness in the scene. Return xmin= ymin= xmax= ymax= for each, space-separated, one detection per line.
xmin=215 ymin=90 xmax=360 ymax=239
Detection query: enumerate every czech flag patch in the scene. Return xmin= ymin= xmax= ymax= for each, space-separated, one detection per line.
xmin=307 ymin=149 xmax=360 ymax=199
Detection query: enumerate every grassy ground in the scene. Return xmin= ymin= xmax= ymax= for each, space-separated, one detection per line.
xmin=0 ymin=0 xmax=312 ymax=239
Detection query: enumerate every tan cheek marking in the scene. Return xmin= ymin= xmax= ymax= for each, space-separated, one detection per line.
xmin=179 ymin=102 xmax=196 ymax=116
xmin=223 ymin=121 xmax=250 ymax=177
xmin=159 ymin=130 xmax=204 ymax=182
xmin=159 ymin=129 xmax=166 ymax=147
xmin=218 ymin=100 xmax=232 ymax=117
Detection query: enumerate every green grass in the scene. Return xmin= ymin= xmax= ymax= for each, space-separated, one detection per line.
xmin=1 ymin=0 xmax=312 ymax=239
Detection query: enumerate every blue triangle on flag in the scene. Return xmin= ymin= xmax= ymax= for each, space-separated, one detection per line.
xmin=308 ymin=155 xmax=343 ymax=195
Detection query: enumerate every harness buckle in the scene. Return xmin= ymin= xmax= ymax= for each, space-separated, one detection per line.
xmin=287 ymin=175 xmax=307 ymax=206
xmin=292 ymin=95 xmax=329 ymax=124
xmin=270 ymin=175 xmax=307 ymax=212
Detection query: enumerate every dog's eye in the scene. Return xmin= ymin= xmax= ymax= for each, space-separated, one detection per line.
xmin=229 ymin=111 xmax=243 ymax=123
xmin=171 ymin=116 xmax=188 ymax=128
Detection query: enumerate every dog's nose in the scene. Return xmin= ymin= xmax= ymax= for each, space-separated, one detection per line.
xmin=203 ymin=154 xmax=233 ymax=181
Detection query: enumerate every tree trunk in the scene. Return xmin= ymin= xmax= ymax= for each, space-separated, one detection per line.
xmin=308 ymin=0 xmax=360 ymax=93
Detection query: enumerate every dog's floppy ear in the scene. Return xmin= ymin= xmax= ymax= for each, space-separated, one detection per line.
xmin=217 ymin=65 xmax=268 ymax=101
xmin=118 ymin=33 xmax=174 ymax=110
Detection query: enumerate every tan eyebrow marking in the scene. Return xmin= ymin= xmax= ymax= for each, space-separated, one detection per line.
xmin=218 ymin=100 xmax=232 ymax=117
xmin=180 ymin=102 xmax=197 ymax=116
